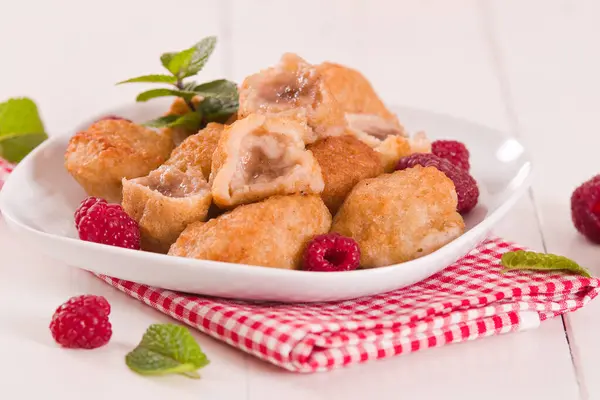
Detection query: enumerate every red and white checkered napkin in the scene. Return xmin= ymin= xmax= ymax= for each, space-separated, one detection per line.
xmin=95 ymin=239 xmax=600 ymax=373
xmin=0 ymin=159 xmax=596 ymax=372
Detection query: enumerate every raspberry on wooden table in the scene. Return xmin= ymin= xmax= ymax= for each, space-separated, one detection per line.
xmin=49 ymin=295 xmax=112 ymax=349
xmin=431 ymin=140 xmax=470 ymax=171
xmin=303 ymin=233 xmax=361 ymax=272
xmin=571 ymin=175 xmax=600 ymax=243
xmin=74 ymin=196 xmax=141 ymax=250
xmin=395 ymin=153 xmax=479 ymax=214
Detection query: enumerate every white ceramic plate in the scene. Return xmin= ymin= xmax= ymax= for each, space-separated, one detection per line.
xmin=0 ymin=100 xmax=533 ymax=302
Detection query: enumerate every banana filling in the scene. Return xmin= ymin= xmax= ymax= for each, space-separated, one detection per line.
xmin=230 ymin=131 xmax=304 ymax=191
xmin=135 ymin=166 xmax=208 ymax=198
xmin=346 ymin=113 xmax=407 ymax=144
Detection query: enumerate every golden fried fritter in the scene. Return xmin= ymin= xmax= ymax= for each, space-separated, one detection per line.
xmin=308 ymin=135 xmax=383 ymax=215
xmin=239 ymin=53 xmax=346 ymax=143
xmin=317 ymin=62 xmax=401 ymax=126
xmin=210 ymin=113 xmax=324 ymax=209
xmin=331 ymin=166 xmax=465 ymax=268
xmin=169 ymin=194 xmax=332 ymax=269
xmin=164 ymin=122 xmax=224 ymax=181
xmin=65 ymin=119 xmax=173 ymax=203
xmin=122 ymin=166 xmax=211 ymax=253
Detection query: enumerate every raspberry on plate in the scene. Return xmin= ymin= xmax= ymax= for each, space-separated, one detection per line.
xmin=431 ymin=140 xmax=470 ymax=171
xmin=395 ymin=153 xmax=479 ymax=213
xmin=75 ymin=196 xmax=141 ymax=250
xmin=571 ymin=175 xmax=600 ymax=243
xmin=49 ymin=295 xmax=112 ymax=349
xmin=303 ymin=233 xmax=361 ymax=272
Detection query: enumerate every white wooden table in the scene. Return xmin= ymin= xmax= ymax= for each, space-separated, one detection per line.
xmin=1 ymin=1 xmax=599 ymax=398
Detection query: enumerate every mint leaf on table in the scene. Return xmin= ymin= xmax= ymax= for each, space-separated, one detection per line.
xmin=500 ymin=250 xmax=592 ymax=277
xmin=126 ymin=324 xmax=209 ymax=379
xmin=0 ymin=97 xmax=47 ymax=162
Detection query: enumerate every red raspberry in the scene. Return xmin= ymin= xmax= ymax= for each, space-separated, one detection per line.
xmin=395 ymin=153 xmax=479 ymax=213
xmin=432 ymin=140 xmax=470 ymax=171
xmin=571 ymin=175 xmax=600 ymax=243
xmin=94 ymin=115 xmax=131 ymax=123
xmin=75 ymin=196 xmax=141 ymax=250
xmin=303 ymin=233 xmax=361 ymax=272
xmin=49 ymin=295 xmax=112 ymax=349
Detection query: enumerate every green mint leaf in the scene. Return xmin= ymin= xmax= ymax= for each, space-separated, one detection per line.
xmin=192 ymin=79 xmax=238 ymax=99
xmin=125 ymin=324 xmax=209 ymax=378
xmin=500 ymin=250 xmax=592 ymax=278
xmin=0 ymin=131 xmax=48 ymax=162
xmin=0 ymin=98 xmax=45 ymax=137
xmin=160 ymin=52 xmax=177 ymax=73
xmin=167 ymin=112 xmax=203 ymax=130
xmin=117 ymin=74 xmax=177 ymax=85
xmin=184 ymin=36 xmax=217 ymax=78
xmin=135 ymin=88 xmax=197 ymax=102
xmin=197 ymin=97 xmax=238 ymax=124
xmin=142 ymin=115 xmax=180 ymax=128
xmin=165 ymin=47 xmax=196 ymax=78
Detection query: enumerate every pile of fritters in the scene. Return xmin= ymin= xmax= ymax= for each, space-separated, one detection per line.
xmin=65 ymin=53 xmax=465 ymax=269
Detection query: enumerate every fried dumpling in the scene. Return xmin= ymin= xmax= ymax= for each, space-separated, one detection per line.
xmin=331 ymin=166 xmax=465 ymax=268
xmin=122 ymin=165 xmax=212 ymax=253
xmin=164 ymin=122 xmax=225 ymax=181
xmin=308 ymin=135 xmax=383 ymax=215
xmin=238 ymin=53 xmax=346 ymax=143
xmin=65 ymin=119 xmax=173 ymax=203
xmin=317 ymin=62 xmax=403 ymax=127
xmin=169 ymin=194 xmax=331 ymax=269
xmin=210 ymin=113 xmax=324 ymax=209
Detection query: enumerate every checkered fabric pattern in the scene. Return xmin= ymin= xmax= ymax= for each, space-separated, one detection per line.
xmin=96 ymin=239 xmax=600 ymax=373
xmin=1 ymin=161 xmax=597 ymax=373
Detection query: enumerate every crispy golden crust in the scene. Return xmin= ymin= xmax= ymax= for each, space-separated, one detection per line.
xmin=308 ymin=135 xmax=383 ymax=215
xmin=331 ymin=166 xmax=465 ymax=268
xmin=317 ymin=62 xmax=401 ymax=127
xmin=169 ymin=194 xmax=332 ymax=269
xmin=64 ymin=120 xmax=173 ymax=203
xmin=210 ymin=113 xmax=324 ymax=209
xmin=122 ymin=166 xmax=211 ymax=253
xmin=164 ymin=122 xmax=224 ymax=180
xmin=238 ymin=53 xmax=346 ymax=143
xmin=375 ymin=136 xmax=413 ymax=172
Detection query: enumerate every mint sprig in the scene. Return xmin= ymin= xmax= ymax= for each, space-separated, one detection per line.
xmin=117 ymin=36 xmax=238 ymax=135
xmin=500 ymin=250 xmax=592 ymax=277
xmin=0 ymin=97 xmax=48 ymax=162
xmin=125 ymin=324 xmax=209 ymax=379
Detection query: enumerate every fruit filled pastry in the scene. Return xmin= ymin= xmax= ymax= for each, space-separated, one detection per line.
xmin=210 ymin=113 xmax=324 ymax=209
xmin=122 ymin=165 xmax=211 ymax=253
xmin=331 ymin=165 xmax=465 ymax=268
xmin=317 ymin=62 xmax=404 ymax=132
xmin=238 ymin=53 xmax=346 ymax=143
xmin=164 ymin=122 xmax=225 ymax=181
xmin=65 ymin=119 xmax=174 ymax=204
xmin=308 ymin=135 xmax=383 ymax=215
xmin=169 ymin=194 xmax=331 ymax=269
